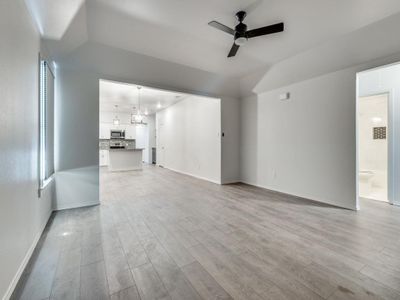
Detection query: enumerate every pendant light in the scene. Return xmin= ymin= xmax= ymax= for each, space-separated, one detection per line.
xmin=132 ymin=86 xmax=143 ymax=124
xmin=113 ymin=105 xmax=120 ymax=125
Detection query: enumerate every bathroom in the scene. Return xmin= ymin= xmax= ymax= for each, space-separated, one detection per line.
xmin=357 ymin=62 xmax=400 ymax=206
xmin=358 ymin=94 xmax=388 ymax=202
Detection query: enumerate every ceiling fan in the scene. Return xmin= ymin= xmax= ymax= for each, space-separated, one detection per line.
xmin=208 ymin=11 xmax=284 ymax=57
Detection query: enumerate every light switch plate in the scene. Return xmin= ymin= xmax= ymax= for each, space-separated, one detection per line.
xmin=279 ymin=92 xmax=290 ymax=101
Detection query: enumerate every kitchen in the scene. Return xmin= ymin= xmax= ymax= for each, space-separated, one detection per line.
xmin=99 ymin=80 xmax=180 ymax=173
xmin=99 ymin=79 xmax=221 ymax=184
xmin=99 ymin=128 xmax=144 ymax=171
xmin=99 ymin=92 xmax=156 ymax=171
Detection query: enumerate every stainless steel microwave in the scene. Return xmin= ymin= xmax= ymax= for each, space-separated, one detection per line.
xmin=110 ymin=130 xmax=125 ymax=139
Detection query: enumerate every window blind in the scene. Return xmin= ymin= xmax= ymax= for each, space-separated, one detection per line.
xmin=40 ymin=60 xmax=55 ymax=186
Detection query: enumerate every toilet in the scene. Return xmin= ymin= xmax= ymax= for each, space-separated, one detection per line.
xmin=359 ymin=170 xmax=374 ymax=198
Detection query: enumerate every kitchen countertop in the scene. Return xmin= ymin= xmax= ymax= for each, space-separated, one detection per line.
xmin=99 ymin=139 xmax=136 ymax=141
xmin=109 ymin=148 xmax=144 ymax=151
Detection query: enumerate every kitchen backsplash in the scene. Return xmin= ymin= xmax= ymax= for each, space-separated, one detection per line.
xmin=99 ymin=139 xmax=136 ymax=150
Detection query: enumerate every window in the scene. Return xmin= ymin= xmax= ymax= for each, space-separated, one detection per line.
xmin=39 ymin=60 xmax=55 ymax=190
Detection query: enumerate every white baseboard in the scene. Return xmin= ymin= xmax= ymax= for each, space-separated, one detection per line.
xmin=240 ymin=180 xmax=357 ymax=211
xmin=221 ymin=180 xmax=240 ymax=185
xmin=160 ymin=166 xmax=221 ymax=185
xmin=55 ymin=201 xmax=99 ymax=211
xmin=2 ymin=209 xmax=52 ymax=300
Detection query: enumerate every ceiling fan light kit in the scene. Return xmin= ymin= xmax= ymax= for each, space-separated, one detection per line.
xmin=208 ymin=10 xmax=284 ymax=57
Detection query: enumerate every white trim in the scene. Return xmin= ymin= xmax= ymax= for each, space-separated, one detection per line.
xmin=38 ymin=175 xmax=54 ymax=198
xmin=40 ymin=174 xmax=54 ymax=190
xmin=221 ymin=180 xmax=240 ymax=185
xmin=55 ymin=201 xmax=99 ymax=211
xmin=357 ymin=60 xmax=400 ymax=76
xmin=2 ymin=209 xmax=52 ymax=300
xmin=240 ymin=180 xmax=357 ymax=211
xmin=160 ymin=166 xmax=222 ymax=185
xmin=355 ymin=75 xmax=361 ymax=211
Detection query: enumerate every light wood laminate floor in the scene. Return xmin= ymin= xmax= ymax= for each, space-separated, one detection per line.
xmin=12 ymin=165 xmax=400 ymax=300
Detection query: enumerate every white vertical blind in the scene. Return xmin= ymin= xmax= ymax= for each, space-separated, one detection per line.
xmin=40 ymin=60 xmax=55 ymax=186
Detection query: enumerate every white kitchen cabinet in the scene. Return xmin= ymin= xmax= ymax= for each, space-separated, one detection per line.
xmin=100 ymin=123 xmax=111 ymax=139
xmin=125 ymin=124 xmax=136 ymax=139
xmin=99 ymin=150 xmax=109 ymax=166
xmin=110 ymin=124 xmax=121 ymax=131
xmin=100 ymin=123 xmax=135 ymax=139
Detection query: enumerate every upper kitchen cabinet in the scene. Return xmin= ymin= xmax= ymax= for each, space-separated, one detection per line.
xmin=100 ymin=123 xmax=111 ymax=139
xmin=125 ymin=124 xmax=136 ymax=139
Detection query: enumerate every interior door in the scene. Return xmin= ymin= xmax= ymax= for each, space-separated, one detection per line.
xmin=158 ymin=121 xmax=165 ymax=167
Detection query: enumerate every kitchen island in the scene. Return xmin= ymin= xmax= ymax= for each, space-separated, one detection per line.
xmin=108 ymin=148 xmax=144 ymax=172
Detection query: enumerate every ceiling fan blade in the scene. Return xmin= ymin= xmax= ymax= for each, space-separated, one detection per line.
xmin=228 ymin=43 xmax=239 ymax=57
xmin=246 ymin=22 xmax=284 ymax=38
xmin=208 ymin=21 xmax=235 ymax=35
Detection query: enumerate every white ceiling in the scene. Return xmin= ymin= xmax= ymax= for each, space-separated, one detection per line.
xmin=24 ymin=0 xmax=85 ymax=38
xmin=31 ymin=0 xmax=400 ymax=77
xmin=99 ymin=80 xmax=186 ymax=114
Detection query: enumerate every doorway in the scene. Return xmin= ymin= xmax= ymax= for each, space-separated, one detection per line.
xmin=358 ymin=93 xmax=389 ymax=202
xmin=356 ymin=62 xmax=400 ymax=208
xmin=98 ymin=79 xmax=222 ymax=203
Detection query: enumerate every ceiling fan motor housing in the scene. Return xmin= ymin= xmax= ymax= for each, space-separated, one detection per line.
xmin=235 ymin=22 xmax=247 ymax=35
xmin=235 ymin=11 xmax=248 ymax=44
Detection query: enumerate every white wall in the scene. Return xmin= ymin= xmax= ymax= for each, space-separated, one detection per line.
xmin=358 ymin=64 xmax=400 ymax=205
xmin=241 ymin=52 xmax=400 ymax=210
xmin=100 ymin=111 xmax=133 ymax=125
xmin=156 ymin=96 xmax=221 ymax=183
xmin=242 ymin=70 xmax=357 ymax=210
xmin=238 ymin=11 xmax=400 ymax=209
xmin=0 ymin=1 xmax=54 ymax=298
xmin=147 ymin=114 xmax=156 ymax=164
xmin=135 ymin=124 xmax=148 ymax=161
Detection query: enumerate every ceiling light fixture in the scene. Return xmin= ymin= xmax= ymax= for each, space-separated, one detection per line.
xmin=157 ymin=102 xmax=162 ymax=109
xmin=234 ymin=36 xmax=247 ymax=46
xmin=371 ymin=117 xmax=383 ymax=124
xmin=134 ymin=114 xmax=143 ymax=122
xmin=132 ymin=86 xmax=144 ymax=124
